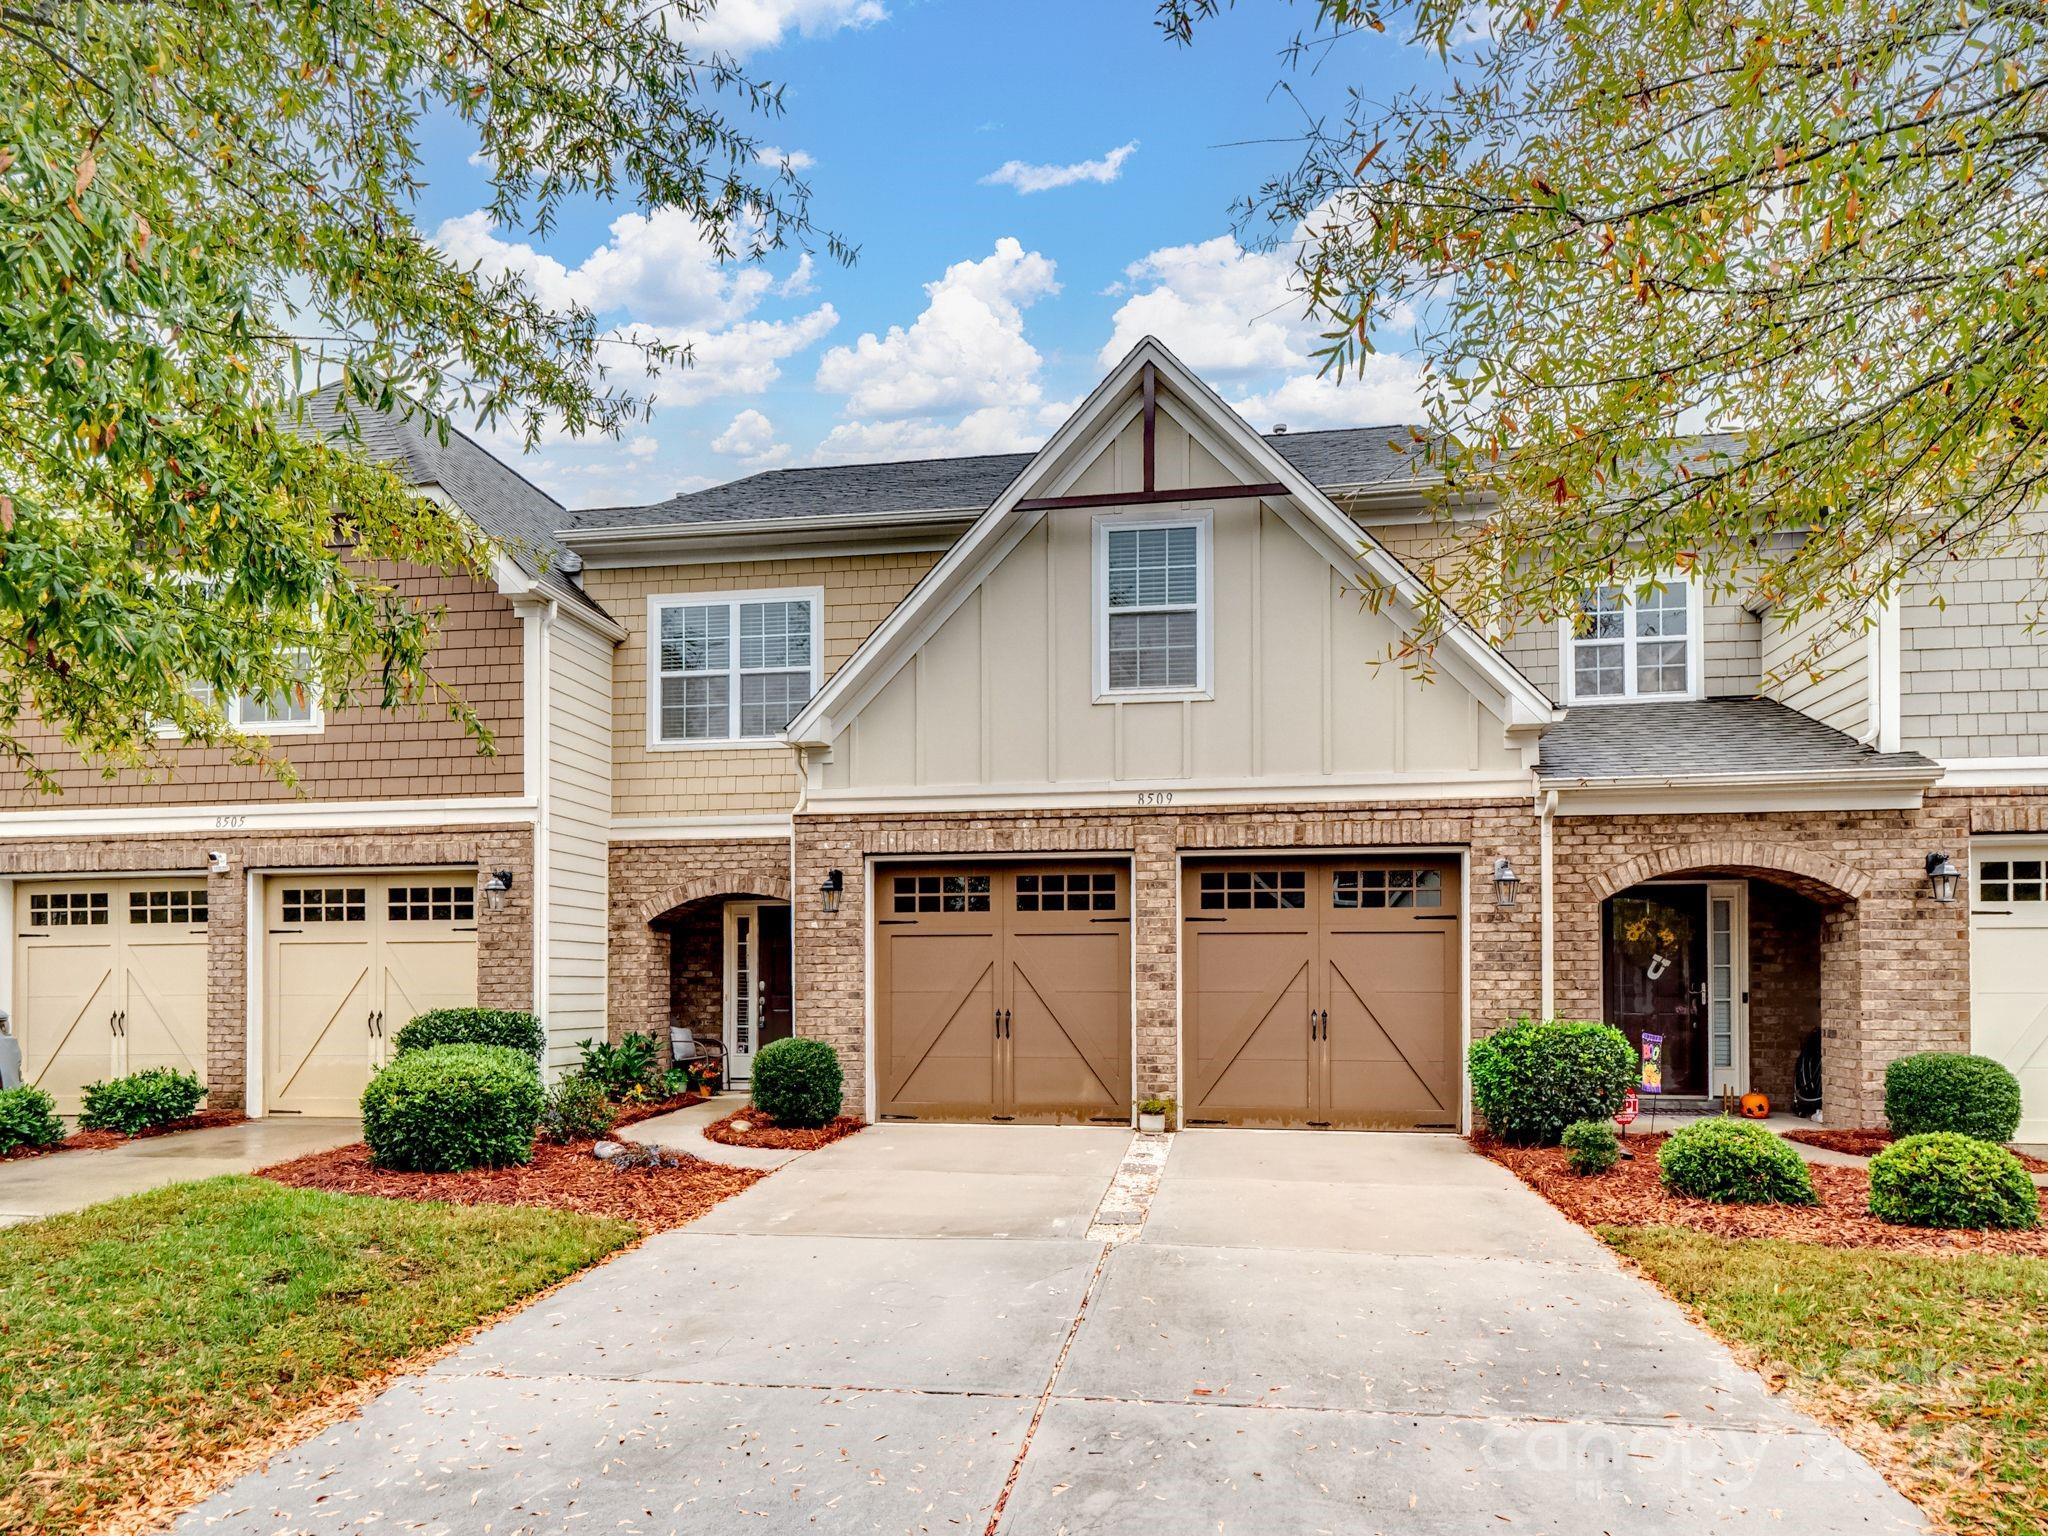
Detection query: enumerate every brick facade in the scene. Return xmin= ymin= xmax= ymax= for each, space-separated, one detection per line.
xmin=0 ymin=826 xmax=533 ymax=1111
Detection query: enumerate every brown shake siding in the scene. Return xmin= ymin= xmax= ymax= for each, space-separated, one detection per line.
xmin=3 ymin=562 xmax=524 ymax=808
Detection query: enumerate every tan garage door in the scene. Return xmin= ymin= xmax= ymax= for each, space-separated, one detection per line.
xmin=875 ymin=864 xmax=1130 ymax=1124
xmin=1182 ymin=857 xmax=1462 ymax=1130
xmin=265 ymin=873 xmax=478 ymax=1115
xmin=14 ymin=879 xmax=209 ymax=1113
xmin=1971 ymin=842 xmax=2048 ymax=1143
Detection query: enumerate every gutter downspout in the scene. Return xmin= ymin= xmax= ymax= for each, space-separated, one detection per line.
xmin=1539 ymin=787 xmax=1557 ymax=1019
xmin=531 ymin=599 xmax=556 ymax=1026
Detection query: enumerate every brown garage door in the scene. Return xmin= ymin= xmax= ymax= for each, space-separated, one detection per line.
xmin=875 ymin=864 xmax=1130 ymax=1124
xmin=1182 ymin=857 xmax=1462 ymax=1130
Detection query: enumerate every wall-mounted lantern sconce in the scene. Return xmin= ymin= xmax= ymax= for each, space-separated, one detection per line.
xmin=1492 ymin=856 xmax=1520 ymax=909
xmin=1923 ymin=851 xmax=1961 ymax=905
xmin=482 ymin=869 xmax=515 ymax=914
xmin=820 ymin=868 xmax=845 ymax=916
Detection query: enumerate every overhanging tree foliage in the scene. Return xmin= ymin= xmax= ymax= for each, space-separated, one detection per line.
xmin=2 ymin=0 xmax=838 ymax=788
xmin=1165 ymin=0 xmax=2048 ymax=660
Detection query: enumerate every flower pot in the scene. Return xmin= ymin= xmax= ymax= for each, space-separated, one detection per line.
xmin=1137 ymin=1111 xmax=1167 ymax=1133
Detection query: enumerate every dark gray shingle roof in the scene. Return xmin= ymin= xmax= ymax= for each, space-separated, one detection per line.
xmin=297 ymin=386 xmax=609 ymax=619
xmin=564 ymin=424 xmax=1430 ymax=533
xmin=1537 ymin=697 xmax=1939 ymax=782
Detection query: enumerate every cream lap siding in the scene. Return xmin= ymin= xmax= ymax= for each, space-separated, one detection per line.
xmin=1760 ymin=603 xmax=1872 ymax=738
xmin=1899 ymin=553 xmax=2048 ymax=759
xmin=582 ymin=552 xmax=942 ymax=818
xmin=542 ymin=615 xmax=614 ymax=1071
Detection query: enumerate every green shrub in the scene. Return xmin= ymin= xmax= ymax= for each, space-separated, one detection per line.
xmin=394 ymin=1007 xmax=545 ymax=1059
xmin=575 ymin=1032 xmax=660 ymax=1098
xmin=1884 ymin=1053 xmax=2024 ymax=1143
xmin=1561 ymin=1118 xmax=1621 ymax=1176
xmin=1468 ymin=1017 xmax=1636 ymax=1145
xmin=539 ymin=1072 xmax=617 ymax=1144
xmin=750 ymin=1038 xmax=843 ymax=1128
xmin=1658 ymin=1118 xmax=1817 ymax=1205
xmin=661 ymin=1064 xmax=705 ymax=1099
xmin=0 ymin=1085 xmax=64 ymax=1152
xmin=1868 ymin=1132 xmax=2040 ymax=1230
xmin=78 ymin=1068 xmax=205 ymax=1135
xmin=361 ymin=1044 xmax=542 ymax=1172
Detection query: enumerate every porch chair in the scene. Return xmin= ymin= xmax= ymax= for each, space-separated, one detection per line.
xmin=668 ymin=1022 xmax=728 ymax=1089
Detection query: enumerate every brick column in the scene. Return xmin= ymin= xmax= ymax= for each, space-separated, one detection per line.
xmin=1131 ymin=819 xmax=1179 ymax=1102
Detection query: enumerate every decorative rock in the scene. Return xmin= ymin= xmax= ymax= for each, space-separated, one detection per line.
xmin=729 ymin=1119 xmax=752 ymax=1135
xmin=592 ymin=1139 xmax=624 ymax=1160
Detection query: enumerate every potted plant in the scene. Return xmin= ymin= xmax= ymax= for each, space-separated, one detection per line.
xmin=1136 ymin=1096 xmax=1175 ymax=1133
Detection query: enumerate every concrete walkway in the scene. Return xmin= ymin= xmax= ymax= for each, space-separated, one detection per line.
xmin=173 ymin=1126 xmax=1924 ymax=1534
xmin=625 ymin=1093 xmax=809 ymax=1170
xmin=0 ymin=1117 xmax=358 ymax=1227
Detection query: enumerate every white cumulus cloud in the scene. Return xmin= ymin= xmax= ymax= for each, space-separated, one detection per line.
xmin=685 ymin=0 xmax=886 ymax=55
xmin=981 ymin=140 xmax=1138 ymax=195
xmin=711 ymin=408 xmax=793 ymax=471
xmin=812 ymin=403 xmax=1071 ymax=466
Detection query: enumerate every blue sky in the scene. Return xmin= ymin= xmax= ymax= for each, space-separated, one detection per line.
xmin=425 ymin=1 xmax=1437 ymax=508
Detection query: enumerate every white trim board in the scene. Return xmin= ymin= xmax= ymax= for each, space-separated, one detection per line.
xmin=0 ymin=796 xmax=538 ymax=839
xmin=608 ymin=816 xmax=792 ymax=843
xmin=800 ymin=771 xmax=1538 ymax=816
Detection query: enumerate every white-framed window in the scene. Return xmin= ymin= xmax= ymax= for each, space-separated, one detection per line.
xmin=1094 ymin=514 xmax=1211 ymax=699
xmin=647 ymin=586 xmax=823 ymax=747
xmin=1560 ymin=579 xmax=1701 ymax=704
xmin=154 ymin=652 xmax=322 ymax=738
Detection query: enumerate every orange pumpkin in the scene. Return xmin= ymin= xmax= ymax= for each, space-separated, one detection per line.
xmin=1739 ymin=1092 xmax=1771 ymax=1119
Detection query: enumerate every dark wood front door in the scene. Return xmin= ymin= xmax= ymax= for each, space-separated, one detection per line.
xmin=1603 ymin=886 xmax=1709 ymax=1096
xmin=756 ymin=905 xmax=793 ymax=1053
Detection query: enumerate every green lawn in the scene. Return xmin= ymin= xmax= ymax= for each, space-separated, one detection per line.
xmin=0 ymin=1175 xmax=634 ymax=1536
xmin=1606 ymin=1227 xmax=2048 ymax=1536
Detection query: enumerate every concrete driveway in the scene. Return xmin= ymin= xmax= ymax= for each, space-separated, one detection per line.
xmin=174 ymin=1126 xmax=1924 ymax=1534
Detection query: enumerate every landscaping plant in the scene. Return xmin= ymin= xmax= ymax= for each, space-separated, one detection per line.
xmin=1561 ymin=1118 xmax=1622 ymax=1177
xmin=1468 ymin=1017 xmax=1635 ymax=1145
xmin=1884 ymin=1052 xmax=2025 ymax=1144
xmin=750 ymin=1038 xmax=843 ymax=1128
xmin=361 ymin=1045 xmax=542 ymax=1172
xmin=575 ymin=1033 xmax=661 ymax=1099
xmin=78 ymin=1068 xmax=204 ymax=1136
xmin=1658 ymin=1118 xmax=1818 ymax=1205
xmin=1868 ymin=1132 xmax=2041 ymax=1231
xmin=539 ymin=1073 xmax=617 ymax=1145
xmin=661 ymin=1064 xmax=705 ymax=1099
xmin=0 ymin=1086 xmax=64 ymax=1153
xmin=394 ymin=1008 xmax=545 ymax=1060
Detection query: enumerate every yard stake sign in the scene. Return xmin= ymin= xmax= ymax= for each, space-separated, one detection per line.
xmin=1640 ymin=1035 xmax=1664 ymax=1094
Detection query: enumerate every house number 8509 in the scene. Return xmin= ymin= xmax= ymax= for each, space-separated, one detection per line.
xmin=1135 ymin=790 xmax=1175 ymax=806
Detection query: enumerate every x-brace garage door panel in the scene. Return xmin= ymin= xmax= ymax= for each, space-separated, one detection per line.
xmin=875 ymin=865 xmax=1130 ymax=1124
xmin=1183 ymin=858 xmax=1462 ymax=1130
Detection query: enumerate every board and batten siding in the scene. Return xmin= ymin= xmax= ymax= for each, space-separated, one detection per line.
xmin=816 ymin=409 xmax=1526 ymax=795
xmin=1899 ymin=549 xmax=2048 ymax=760
xmin=1759 ymin=603 xmax=1873 ymax=738
xmin=542 ymin=614 xmax=614 ymax=1070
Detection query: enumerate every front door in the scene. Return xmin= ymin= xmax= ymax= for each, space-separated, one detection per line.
xmin=724 ymin=901 xmax=794 ymax=1084
xmin=1604 ymin=885 xmax=1710 ymax=1097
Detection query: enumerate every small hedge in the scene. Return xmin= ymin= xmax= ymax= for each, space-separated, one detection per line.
xmin=1561 ymin=1118 xmax=1621 ymax=1176
xmin=393 ymin=1007 xmax=546 ymax=1060
xmin=361 ymin=1044 xmax=543 ymax=1172
xmin=539 ymin=1072 xmax=617 ymax=1144
xmin=1885 ymin=1052 xmax=2024 ymax=1144
xmin=1469 ymin=1017 xmax=1636 ymax=1145
xmin=78 ymin=1068 xmax=205 ymax=1135
xmin=1868 ymin=1132 xmax=2040 ymax=1230
xmin=751 ymin=1038 xmax=843 ymax=1128
xmin=1658 ymin=1118 xmax=1817 ymax=1205
xmin=0 ymin=1085 xmax=64 ymax=1153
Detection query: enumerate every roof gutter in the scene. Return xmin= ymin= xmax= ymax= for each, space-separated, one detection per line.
xmin=1537 ymin=763 xmax=1942 ymax=793
xmin=559 ymin=504 xmax=984 ymax=563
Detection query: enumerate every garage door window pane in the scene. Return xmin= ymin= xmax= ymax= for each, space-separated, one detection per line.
xmin=281 ymin=887 xmax=366 ymax=923
xmin=389 ymin=885 xmax=476 ymax=922
xmin=1333 ymin=868 xmax=1442 ymax=909
xmin=1198 ymin=869 xmax=1305 ymax=910
xmin=892 ymin=874 xmax=991 ymax=913
xmin=129 ymin=888 xmax=207 ymax=925
xmin=27 ymin=891 xmax=109 ymax=927
xmin=1016 ymin=872 xmax=1118 ymax=912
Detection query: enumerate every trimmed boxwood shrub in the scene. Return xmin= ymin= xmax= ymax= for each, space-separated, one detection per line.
xmin=393 ymin=1007 xmax=546 ymax=1060
xmin=79 ymin=1068 xmax=205 ymax=1135
xmin=540 ymin=1072 xmax=617 ymax=1144
xmin=0 ymin=1085 xmax=64 ymax=1153
xmin=751 ymin=1037 xmax=843 ymax=1128
xmin=1468 ymin=1017 xmax=1636 ymax=1145
xmin=1658 ymin=1118 xmax=1817 ymax=1205
xmin=1561 ymin=1118 xmax=1621 ymax=1176
xmin=1884 ymin=1052 xmax=2023 ymax=1143
xmin=361 ymin=1044 xmax=543 ymax=1172
xmin=1868 ymin=1132 xmax=2040 ymax=1230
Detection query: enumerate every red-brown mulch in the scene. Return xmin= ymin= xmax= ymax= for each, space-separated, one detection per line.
xmin=0 ymin=1109 xmax=248 ymax=1162
xmin=702 ymin=1106 xmax=865 ymax=1151
xmin=256 ymin=1137 xmax=764 ymax=1233
xmin=1785 ymin=1125 xmax=2048 ymax=1174
xmin=1477 ymin=1133 xmax=2048 ymax=1257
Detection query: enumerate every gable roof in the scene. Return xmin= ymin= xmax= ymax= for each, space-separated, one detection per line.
xmin=1537 ymin=697 xmax=1939 ymax=785
xmin=562 ymin=426 xmax=1428 ymax=536
xmin=783 ymin=336 xmax=1558 ymax=749
xmin=296 ymin=385 xmax=613 ymax=624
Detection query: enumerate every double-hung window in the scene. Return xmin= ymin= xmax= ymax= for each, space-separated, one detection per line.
xmin=1564 ymin=580 xmax=1698 ymax=703
xmin=651 ymin=588 xmax=822 ymax=745
xmin=156 ymin=650 xmax=321 ymax=737
xmin=1097 ymin=517 xmax=1208 ymax=696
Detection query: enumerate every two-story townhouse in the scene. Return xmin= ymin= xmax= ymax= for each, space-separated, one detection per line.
xmin=565 ymin=338 xmax=2047 ymax=1140
xmin=3 ymin=387 xmax=621 ymax=1116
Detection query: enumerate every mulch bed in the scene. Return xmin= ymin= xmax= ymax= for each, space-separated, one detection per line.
xmin=1478 ymin=1134 xmax=2048 ymax=1257
xmin=1785 ymin=1125 xmax=2048 ymax=1174
xmin=257 ymin=1137 xmax=763 ymax=1233
xmin=1 ymin=1109 xmax=247 ymax=1162
xmin=610 ymin=1092 xmax=705 ymax=1129
xmin=702 ymin=1107 xmax=864 ymax=1151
